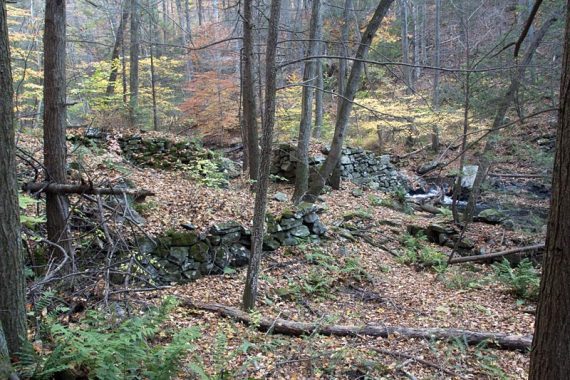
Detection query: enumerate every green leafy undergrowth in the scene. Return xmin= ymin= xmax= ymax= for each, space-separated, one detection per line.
xmin=397 ymin=233 xmax=447 ymax=272
xmin=17 ymin=296 xmax=200 ymax=380
xmin=492 ymin=258 xmax=540 ymax=301
xmin=275 ymin=246 xmax=370 ymax=300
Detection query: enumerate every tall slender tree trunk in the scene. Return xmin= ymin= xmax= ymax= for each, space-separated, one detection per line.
xmin=313 ymin=2 xmax=324 ymax=140
xmin=431 ymin=0 xmax=441 ymax=151
xmin=305 ymin=0 xmax=395 ymax=201
xmin=129 ymin=0 xmax=140 ymax=127
xmin=412 ymin=0 xmax=420 ymax=81
xmin=0 ymin=0 xmax=27 ymax=357
xmin=400 ymin=0 xmax=412 ymax=92
xmin=121 ymin=34 xmax=128 ymax=104
xmin=464 ymin=13 xmax=558 ymax=221
xmin=242 ymin=0 xmax=260 ymax=181
xmin=106 ymin=0 xmax=129 ymax=95
xmin=313 ymin=52 xmax=324 ymax=139
xmin=293 ymin=0 xmax=321 ymax=203
xmin=242 ymin=0 xmax=281 ymax=311
xmin=43 ymin=0 xmax=73 ymax=256
xmin=149 ymin=28 xmax=159 ymax=130
xmin=338 ymin=0 xmax=351 ymax=115
xmin=529 ymin=4 xmax=570 ymax=378
xmin=197 ymin=0 xmax=203 ymax=26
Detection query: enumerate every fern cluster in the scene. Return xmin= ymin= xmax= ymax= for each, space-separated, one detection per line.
xmin=492 ymin=258 xmax=540 ymax=301
xmin=397 ymin=233 xmax=447 ymax=272
xmin=18 ymin=296 xmax=200 ymax=380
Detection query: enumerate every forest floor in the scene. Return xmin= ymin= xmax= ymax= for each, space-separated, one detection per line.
xmin=17 ymin=122 xmax=553 ymax=379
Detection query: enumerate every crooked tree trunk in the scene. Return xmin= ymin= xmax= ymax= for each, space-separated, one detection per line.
xmin=129 ymin=0 xmax=140 ymax=127
xmin=292 ymin=0 xmax=321 ymax=203
xmin=464 ymin=13 xmax=558 ymax=222
xmin=0 ymin=0 xmax=27 ymax=356
xmin=242 ymin=0 xmax=260 ymax=181
xmin=106 ymin=0 xmax=129 ymax=96
xmin=242 ymin=0 xmax=281 ymax=311
xmin=529 ymin=4 xmax=570 ymax=378
xmin=43 ymin=0 xmax=73 ymax=256
xmin=305 ymin=0 xmax=395 ymax=201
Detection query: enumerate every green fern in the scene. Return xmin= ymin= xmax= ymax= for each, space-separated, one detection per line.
xmin=492 ymin=258 xmax=540 ymax=301
xmin=18 ymin=296 xmax=201 ymax=380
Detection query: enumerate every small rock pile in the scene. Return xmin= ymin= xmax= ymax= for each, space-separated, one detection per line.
xmin=271 ymin=143 xmax=409 ymax=192
xmin=139 ymin=204 xmax=327 ymax=284
xmin=118 ymin=136 xmax=205 ymax=170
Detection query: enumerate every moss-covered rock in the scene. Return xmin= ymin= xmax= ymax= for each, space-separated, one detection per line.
xmin=189 ymin=241 xmax=210 ymax=262
xmin=169 ymin=231 xmax=199 ymax=246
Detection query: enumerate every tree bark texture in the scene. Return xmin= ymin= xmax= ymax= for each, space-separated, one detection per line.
xmin=242 ymin=0 xmax=260 ymax=181
xmin=293 ymin=0 xmax=321 ymax=203
xmin=313 ymin=39 xmax=324 ymax=139
xmin=0 ymin=0 xmax=27 ymax=356
xmin=337 ymin=0 xmax=351 ymax=115
xmin=305 ymin=0 xmax=395 ymax=201
xmin=432 ymin=0 xmax=440 ymax=110
xmin=242 ymin=0 xmax=281 ymax=311
xmin=129 ymin=0 xmax=140 ymax=127
xmin=529 ymin=4 xmax=570 ymax=378
xmin=106 ymin=0 xmax=129 ymax=95
xmin=400 ymin=0 xmax=412 ymax=91
xmin=43 ymin=0 xmax=73 ymax=255
xmin=188 ymin=302 xmax=533 ymax=351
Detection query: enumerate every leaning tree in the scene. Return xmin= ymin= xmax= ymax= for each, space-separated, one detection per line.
xmin=529 ymin=1 xmax=570 ymax=378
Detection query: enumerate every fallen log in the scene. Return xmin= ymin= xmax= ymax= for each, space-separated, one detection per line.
xmin=185 ymin=302 xmax=532 ymax=351
xmin=488 ymin=173 xmax=549 ymax=178
xmin=449 ymin=243 xmax=544 ymax=264
xmin=23 ymin=182 xmax=154 ymax=202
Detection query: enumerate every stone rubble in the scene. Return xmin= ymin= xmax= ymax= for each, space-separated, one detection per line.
xmin=271 ymin=143 xmax=409 ymax=192
xmin=139 ymin=203 xmax=327 ymax=284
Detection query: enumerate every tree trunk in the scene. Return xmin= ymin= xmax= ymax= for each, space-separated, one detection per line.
xmin=464 ymin=13 xmax=558 ymax=222
xmin=313 ymin=59 xmax=324 ymax=140
xmin=400 ymin=0 xmax=412 ymax=92
xmin=305 ymin=0 xmax=395 ymax=201
xmin=432 ymin=0 xmax=441 ymax=110
xmin=337 ymin=0 xmax=351 ymax=116
xmin=412 ymin=0 xmax=420 ymax=81
xmin=242 ymin=0 xmax=281 ymax=311
xmin=292 ymin=0 xmax=321 ymax=203
xmin=149 ymin=18 xmax=159 ymax=131
xmin=106 ymin=0 xmax=129 ymax=96
xmin=0 ymin=0 xmax=27 ymax=356
xmin=313 ymin=4 xmax=324 ymax=139
xmin=529 ymin=4 xmax=570 ymax=378
xmin=43 ymin=0 xmax=73 ymax=256
xmin=242 ymin=0 xmax=260 ymax=181
xmin=197 ymin=0 xmax=203 ymax=26
xmin=129 ymin=0 xmax=140 ymax=127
